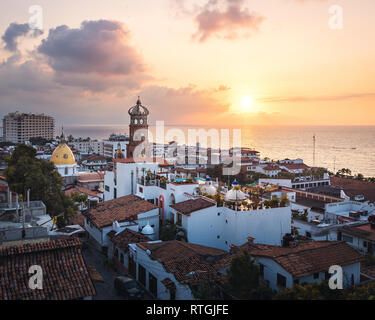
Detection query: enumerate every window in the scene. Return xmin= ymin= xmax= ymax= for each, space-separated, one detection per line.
xmin=176 ymin=213 xmax=182 ymax=226
xmin=149 ymin=273 xmax=158 ymax=297
xmin=105 ymin=185 xmax=110 ymax=192
xmin=114 ymin=248 xmax=119 ymax=259
xmin=342 ymin=235 xmax=353 ymax=243
xmin=139 ymin=187 xmax=143 ymax=193
xmin=313 ymin=273 xmax=319 ymax=279
xmin=351 ymin=274 xmax=355 ymax=286
xmin=114 ymin=188 xmax=117 ymax=199
xmin=277 ymin=273 xmax=287 ymax=288
xmin=139 ymin=265 xmax=146 ymax=286
xmin=64 ymin=167 xmax=68 ymax=175
xmin=306 ymin=232 xmax=312 ymax=238
xmin=129 ymin=256 xmax=136 ymax=278
xmin=120 ymin=253 xmax=124 ymax=265
xmin=259 ymin=264 xmax=264 ymax=278
xmin=364 ymin=241 xmax=368 ymax=248
xmin=294 ymin=279 xmax=299 ymax=285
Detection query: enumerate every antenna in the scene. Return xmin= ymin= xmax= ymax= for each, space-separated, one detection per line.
xmin=313 ymin=134 xmax=316 ymax=167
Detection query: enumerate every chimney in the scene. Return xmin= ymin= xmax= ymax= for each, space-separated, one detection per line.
xmin=247 ymin=237 xmax=255 ymax=244
xmin=229 ymin=244 xmax=238 ymax=254
xmin=289 ymin=241 xmax=297 ymax=248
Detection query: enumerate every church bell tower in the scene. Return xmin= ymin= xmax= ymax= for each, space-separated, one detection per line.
xmin=127 ymin=96 xmax=149 ymax=158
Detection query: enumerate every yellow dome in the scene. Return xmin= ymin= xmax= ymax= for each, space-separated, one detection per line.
xmin=51 ymin=143 xmax=76 ymax=165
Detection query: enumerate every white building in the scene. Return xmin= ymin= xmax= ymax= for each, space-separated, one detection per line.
xmin=169 ymin=195 xmax=291 ymax=251
xmin=231 ymin=239 xmax=364 ymax=291
xmin=103 ymin=139 xmax=129 ymax=159
xmin=337 ymin=221 xmax=375 ymax=255
xmin=84 ymin=194 xmax=159 ymax=250
xmin=69 ymin=140 xmax=103 ymax=154
xmin=128 ymin=240 xmax=228 ymax=300
xmin=104 ymin=158 xmax=161 ymax=201
xmin=325 ymin=200 xmax=375 ymax=224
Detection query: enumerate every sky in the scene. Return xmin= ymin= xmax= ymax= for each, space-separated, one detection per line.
xmin=0 ymin=0 xmax=374 ymax=128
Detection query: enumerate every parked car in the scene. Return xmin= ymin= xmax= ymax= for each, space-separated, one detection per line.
xmin=114 ymin=276 xmax=143 ymax=299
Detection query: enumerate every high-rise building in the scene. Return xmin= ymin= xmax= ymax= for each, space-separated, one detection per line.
xmin=2 ymin=112 xmax=55 ymax=144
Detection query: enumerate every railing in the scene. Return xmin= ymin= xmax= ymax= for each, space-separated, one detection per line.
xmin=137 ymin=178 xmax=167 ymax=189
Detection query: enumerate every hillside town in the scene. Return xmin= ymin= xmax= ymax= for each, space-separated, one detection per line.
xmin=1 ymin=99 xmax=375 ymax=301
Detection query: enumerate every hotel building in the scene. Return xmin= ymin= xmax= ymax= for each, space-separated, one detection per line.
xmin=2 ymin=112 xmax=54 ymax=144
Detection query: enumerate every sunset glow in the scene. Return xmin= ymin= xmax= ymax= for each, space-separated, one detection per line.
xmin=0 ymin=0 xmax=374 ymax=127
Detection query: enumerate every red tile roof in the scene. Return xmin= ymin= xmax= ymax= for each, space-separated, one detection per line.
xmin=281 ymin=163 xmax=310 ymax=170
xmin=85 ymin=194 xmax=157 ymax=229
xmin=65 ymin=186 xmax=101 ymax=198
xmin=0 ymin=238 xmax=96 ymax=300
xmin=170 ymin=198 xmax=216 ymax=215
xmin=77 ymin=171 xmax=105 ymax=182
xmin=108 ymin=228 xmax=150 ymax=253
xmin=330 ymin=176 xmax=375 ymax=203
xmin=263 ymin=165 xmax=281 ymax=171
xmin=340 ymin=223 xmax=375 ymax=242
xmin=136 ymin=240 xmax=228 ymax=286
xmin=240 ymin=241 xmax=364 ymax=278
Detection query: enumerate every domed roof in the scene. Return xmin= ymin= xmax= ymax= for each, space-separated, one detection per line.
xmin=141 ymin=224 xmax=154 ymax=235
xmin=200 ymin=176 xmax=216 ymax=196
xmin=201 ymin=185 xmax=217 ymax=196
xmin=51 ymin=143 xmax=76 ymax=166
xmin=224 ymin=182 xmax=246 ymax=202
xmin=128 ymin=97 xmax=149 ymax=116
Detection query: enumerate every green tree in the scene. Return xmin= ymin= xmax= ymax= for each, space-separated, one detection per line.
xmin=70 ymin=192 xmax=88 ymax=211
xmin=191 ymin=278 xmax=223 ymax=300
xmin=4 ymin=144 xmax=77 ymax=226
xmin=227 ymin=250 xmax=261 ymax=299
xmin=160 ymin=219 xmax=186 ymax=241
xmin=206 ymin=164 xmax=224 ymax=180
xmin=274 ymin=281 xmax=344 ymax=300
xmin=356 ymin=173 xmax=364 ymax=181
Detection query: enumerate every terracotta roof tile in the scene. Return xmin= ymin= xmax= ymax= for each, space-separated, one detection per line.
xmin=340 ymin=223 xmax=375 ymax=242
xmin=0 ymin=238 xmax=96 ymax=300
xmin=240 ymin=241 xmax=364 ymax=279
xmin=281 ymin=163 xmax=310 ymax=170
xmin=170 ymin=198 xmax=216 ymax=215
xmin=330 ymin=176 xmax=375 ymax=202
xmin=85 ymin=194 xmax=157 ymax=229
xmin=136 ymin=240 xmax=228 ymax=286
xmin=65 ymin=186 xmax=101 ymax=198
xmin=109 ymin=229 xmax=150 ymax=253
xmin=77 ymin=171 xmax=105 ymax=183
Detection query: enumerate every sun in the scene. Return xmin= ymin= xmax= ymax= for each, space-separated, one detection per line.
xmin=241 ymin=96 xmax=253 ymax=112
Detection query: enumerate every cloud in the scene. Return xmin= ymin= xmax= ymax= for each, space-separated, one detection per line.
xmin=35 ymin=20 xmax=150 ymax=92
xmin=38 ymin=20 xmax=145 ymax=76
xmin=2 ymin=22 xmax=43 ymax=52
xmin=192 ymin=0 xmax=265 ymax=42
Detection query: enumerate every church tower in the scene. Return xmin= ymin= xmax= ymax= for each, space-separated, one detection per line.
xmin=127 ymin=97 xmax=149 ymax=158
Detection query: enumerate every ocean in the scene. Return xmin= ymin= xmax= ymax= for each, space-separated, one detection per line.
xmin=64 ymin=125 xmax=375 ymax=177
